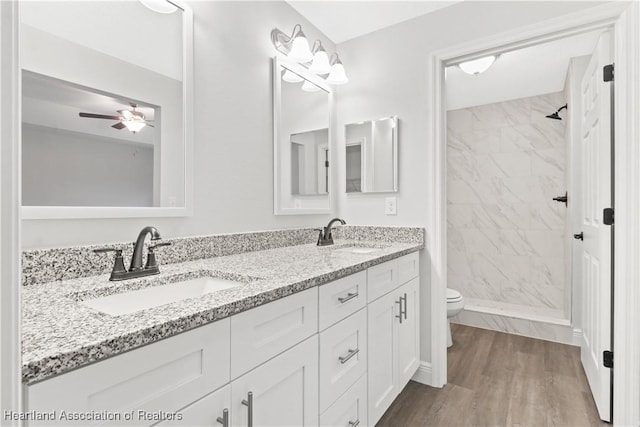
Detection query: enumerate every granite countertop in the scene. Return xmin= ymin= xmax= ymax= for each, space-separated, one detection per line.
xmin=22 ymin=239 xmax=422 ymax=385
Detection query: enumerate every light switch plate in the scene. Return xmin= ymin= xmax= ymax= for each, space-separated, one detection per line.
xmin=385 ymin=197 xmax=397 ymax=215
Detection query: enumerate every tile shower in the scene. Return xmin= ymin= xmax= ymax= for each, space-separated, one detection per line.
xmin=447 ymin=92 xmax=573 ymax=343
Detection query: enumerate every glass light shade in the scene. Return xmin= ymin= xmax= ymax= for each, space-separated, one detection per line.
xmin=138 ymin=0 xmax=178 ymax=14
xmin=288 ymin=34 xmax=313 ymax=63
xmin=309 ymin=49 xmax=331 ymax=75
xmin=301 ymin=80 xmax=320 ymax=92
xmin=458 ymin=55 xmax=496 ymax=75
xmin=282 ymin=69 xmax=303 ymax=83
xmin=123 ymin=120 xmax=147 ymax=133
xmin=326 ymin=62 xmax=348 ymax=85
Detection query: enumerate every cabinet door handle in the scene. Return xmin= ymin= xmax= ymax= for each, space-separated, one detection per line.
xmin=338 ymin=348 xmax=360 ymax=364
xmin=403 ymin=292 xmax=408 ymax=320
xmin=242 ymin=391 xmax=253 ymax=427
xmin=395 ymin=299 xmax=403 ymax=324
xmin=349 ymin=420 xmax=360 ymax=427
xmin=216 ymin=408 xmax=229 ymax=427
xmin=338 ymin=292 xmax=358 ymax=304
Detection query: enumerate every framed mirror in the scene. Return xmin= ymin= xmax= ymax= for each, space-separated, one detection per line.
xmin=273 ymin=56 xmax=333 ymax=215
xmin=345 ymin=116 xmax=398 ymax=193
xmin=20 ymin=0 xmax=193 ymax=219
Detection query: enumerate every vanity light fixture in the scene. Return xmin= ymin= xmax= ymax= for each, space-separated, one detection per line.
xmin=282 ymin=69 xmax=304 ymax=83
xmin=138 ymin=0 xmax=178 ymax=14
xmin=309 ymin=41 xmax=332 ymax=75
xmin=326 ymin=54 xmax=349 ymax=85
xmin=458 ymin=55 xmax=496 ymax=75
xmin=271 ymin=25 xmax=348 ymax=85
xmin=301 ymin=80 xmax=320 ymax=92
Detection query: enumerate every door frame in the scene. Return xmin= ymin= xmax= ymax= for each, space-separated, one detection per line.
xmin=0 ymin=0 xmax=23 ymax=421
xmin=428 ymin=2 xmax=640 ymax=423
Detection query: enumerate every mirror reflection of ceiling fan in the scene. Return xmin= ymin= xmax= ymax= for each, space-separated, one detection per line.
xmin=79 ymin=103 xmax=154 ymax=133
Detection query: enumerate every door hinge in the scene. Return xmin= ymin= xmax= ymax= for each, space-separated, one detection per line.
xmin=325 ymin=160 xmax=329 ymax=168
xmin=604 ymin=350 xmax=613 ymax=368
xmin=604 ymin=64 xmax=614 ymax=82
xmin=603 ymin=208 xmax=614 ymax=225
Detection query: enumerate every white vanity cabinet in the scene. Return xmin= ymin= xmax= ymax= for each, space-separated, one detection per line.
xmin=367 ymin=253 xmax=420 ymax=426
xmin=25 ymin=252 xmax=421 ymax=427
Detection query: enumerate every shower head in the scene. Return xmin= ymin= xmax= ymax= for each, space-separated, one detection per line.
xmin=546 ymin=104 xmax=568 ymax=120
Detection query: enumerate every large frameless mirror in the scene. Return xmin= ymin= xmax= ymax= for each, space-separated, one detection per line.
xmin=345 ymin=116 xmax=398 ymax=193
xmin=20 ymin=0 xmax=193 ymax=219
xmin=273 ymin=56 xmax=332 ymax=214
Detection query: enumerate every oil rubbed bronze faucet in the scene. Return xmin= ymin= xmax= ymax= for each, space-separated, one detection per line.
xmin=317 ymin=218 xmax=346 ymax=246
xmin=94 ymin=226 xmax=171 ymax=281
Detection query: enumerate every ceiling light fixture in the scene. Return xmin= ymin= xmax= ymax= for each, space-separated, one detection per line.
xmin=138 ymin=0 xmax=178 ymax=14
xmin=271 ymin=25 xmax=348 ymax=85
xmin=458 ymin=55 xmax=496 ymax=75
xmin=122 ymin=118 xmax=147 ymax=133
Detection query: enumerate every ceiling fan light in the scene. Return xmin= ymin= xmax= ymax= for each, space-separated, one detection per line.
xmin=326 ymin=62 xmax=348 ymax=85
xmin=458 ymin=55 xmax=496 ymax=75
xmin=301 ymin=80 xmax=320 ymax=92
xmin=288 ymin=30 xmax=313 ymax=63
xmin=282 ymin=69 xmax=304 ymax=83
xmin=123 ymin=120 xmax=147 ymax=133
xmin=139 ymin=0 xmax=178 ymax=14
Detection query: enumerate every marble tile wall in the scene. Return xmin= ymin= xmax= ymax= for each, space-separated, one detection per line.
xmin=447 ymin=92 xmax=569 ymax=322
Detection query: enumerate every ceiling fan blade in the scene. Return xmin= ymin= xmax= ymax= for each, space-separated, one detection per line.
xmin=79 ymin=112 xmax=121 ymax=120
xmin=145 ymin=123 xmax=155 ymax=128
xmin=111 ymin=122 xmax=126 ymax=130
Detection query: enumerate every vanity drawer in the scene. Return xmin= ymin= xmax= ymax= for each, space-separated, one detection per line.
xmin=318 ymin=271 xmax=367 ymax=331
xmin=398 ymin=252 xmax=419 ymax=285
xmin=319 ymin=308 xmax=367 ymax=412
xmin=230 ymin=287 xmax=318 ymax=379
xmin=367 ymin=258 xmax=399 ymax=302
xmin=320 ymin=374 xmax=367 ymax=427
xmin=26 ymin=318 xmax=231 ymax=426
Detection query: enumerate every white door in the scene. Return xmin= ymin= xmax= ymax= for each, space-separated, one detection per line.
xmin=579 ymin=31 xmax=613 ymax=422
xmin=231 ymin=336 xmax=319 ymax=427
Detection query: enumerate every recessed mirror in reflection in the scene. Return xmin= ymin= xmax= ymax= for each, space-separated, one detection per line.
xmin=345 ymin=116 xmax=398 ymax=193
xmin=20 ymin=0 xmax=186 ymax=210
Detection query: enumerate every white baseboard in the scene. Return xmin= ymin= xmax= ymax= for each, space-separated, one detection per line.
xmin=572 ymin=328 xmax=584 ymax=347
xmin=411 ymin=361 xmax=433 ymax=386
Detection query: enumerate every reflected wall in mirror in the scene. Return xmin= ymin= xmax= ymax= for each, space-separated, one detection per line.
xmin=20 ymin=0 xmax=193 ymax=218
xmin=274 ymin=56 xmax=332 ymax=215
xmin=345 ymin=116 xmax=398 ymax=193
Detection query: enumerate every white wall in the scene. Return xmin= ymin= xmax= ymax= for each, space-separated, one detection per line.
xmin=335 ymin=1 xmax=608 ymax=365
xmin=22 ymin=124 xmax=154 ymax=207
xmin=21 ymin=1 xmax=336 ymax=249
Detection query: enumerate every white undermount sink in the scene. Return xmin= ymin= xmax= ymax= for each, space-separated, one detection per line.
xmin=80 ymin=276 xmax=243 ymax=316
xmin=332 ymin=244 xmax=387 ymax=254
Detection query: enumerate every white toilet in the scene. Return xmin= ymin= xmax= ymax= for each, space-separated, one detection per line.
xmin=446 ymin=288 xmax=465 ymax=348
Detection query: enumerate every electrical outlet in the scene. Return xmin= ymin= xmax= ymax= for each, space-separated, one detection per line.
xmin=385 ymin=197 xmax=397 ymax=215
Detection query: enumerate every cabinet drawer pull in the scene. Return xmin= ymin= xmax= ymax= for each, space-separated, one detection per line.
xmin=395 ymin=298 xmax=403 ymax=324
xmin=338 ymin=292 xmax=358 ymax=304
xmin=403 ymin=292 xmax=408 ymax=320
xmin=349 ymin=420 xmax=360 ymax=427
xmin=339 ymin=348 xmax=360 ymax=364
xmin=242 ymin=391 xmax=253 ymax=427
xmin=216 ymin=408 xmax=229 ymax=427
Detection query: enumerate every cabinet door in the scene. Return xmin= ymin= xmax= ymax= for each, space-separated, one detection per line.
xmin=157 ymin=385 xmax=230 ymax=427
xmin=397 ymin=278 xmax=420 ymax=389
xmin=367 ymin=290 xmax=400 ymax=426
xmin=231 ymin=336 xmax=319 ymax=427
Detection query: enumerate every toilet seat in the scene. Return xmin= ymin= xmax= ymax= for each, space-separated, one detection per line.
xmin=447 ymin=288 xmax=462 ymax=302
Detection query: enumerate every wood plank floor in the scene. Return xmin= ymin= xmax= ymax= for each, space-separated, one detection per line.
xmin=377 ymin=324 xmax=608 ymax=427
